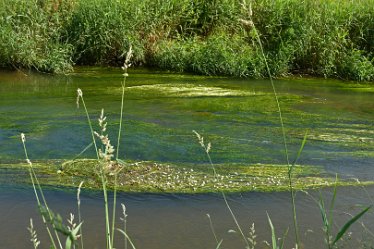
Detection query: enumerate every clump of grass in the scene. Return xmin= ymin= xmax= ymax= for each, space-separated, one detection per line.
xmin=151 ymin=32 xmax=265 ymax=77
xmin=0 ymin=0 xmax=74 ymax=73
xmin=315 ymin=179 xmax=371 ymax=249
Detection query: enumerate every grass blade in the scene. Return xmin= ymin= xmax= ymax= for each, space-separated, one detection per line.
xmin=317 ymin=194 xmax=331 ymax=247
xmin=267 ymin=212 xmax=277 ymax=249
xmin=328 ymin=175 xmax=338 ymax=232
xmin=290 ymin=131 xmax=308 ymax=174
xmin=117 ymin=229 xmax=137 ymax=249
xmin=317 ymin=194 xmax=329 ymax=229
xmin=331 ymin=206 xmax=371 ymax=247
xmin=215 ymin=239 xmax=223 ymax=249
xmin=279 ymin=227 xmax=289 ymax=249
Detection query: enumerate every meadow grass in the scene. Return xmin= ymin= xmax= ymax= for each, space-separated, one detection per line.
xmin=0 ymin=0 xmax=373 ymax=80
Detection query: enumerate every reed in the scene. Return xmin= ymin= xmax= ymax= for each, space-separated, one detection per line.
xmin=1 ymin=0 xmax=373 ymax=80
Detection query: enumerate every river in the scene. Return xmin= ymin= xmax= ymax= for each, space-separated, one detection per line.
xmin=0 ymin=67 xmax=373 ymax=248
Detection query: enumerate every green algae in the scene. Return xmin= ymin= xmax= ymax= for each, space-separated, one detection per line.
xmin=1 ymin=160 xmax=372 ymax=193
xmin=124 ymin=84 xmax=256 ymax=97
xmin=0 ymin=68 xmax=373 ymax=183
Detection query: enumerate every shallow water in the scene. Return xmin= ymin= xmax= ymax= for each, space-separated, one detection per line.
xmin=0 ymin=67 xmax=373 ymax=247
xmin=0 ymin=68 xmax=373 ymax=174
xmin=1 ymin=185 xmax=374 ymax=249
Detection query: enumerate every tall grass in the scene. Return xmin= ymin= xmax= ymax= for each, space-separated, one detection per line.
xmin=0 ymin=0 xmax=74 ymax=73
xmin=20 ymin=47 xmax=134 ymax=249
xmin=1 ymin=0 xmax=373 ymax=80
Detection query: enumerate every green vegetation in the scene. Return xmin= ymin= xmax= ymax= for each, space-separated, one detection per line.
xmin=3 ymin=160 xmax=370 ymax=193
xmin=1 ymin=0 xmax=374 ymax=80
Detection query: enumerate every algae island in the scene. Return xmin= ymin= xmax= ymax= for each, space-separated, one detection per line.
xmin=1 ymin=160 xmax=372 ymax=193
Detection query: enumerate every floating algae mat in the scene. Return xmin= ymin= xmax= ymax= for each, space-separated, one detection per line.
xmin=0 ymin=160 xmax=371 ymax=193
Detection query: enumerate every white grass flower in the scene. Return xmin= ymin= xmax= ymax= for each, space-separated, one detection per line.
xmin=21 ymin=133 xmax=26 ymax=143
xmin=76 ymin=88 xmax=83 ymax=108
xmin=77 ymin=88 xmax=83 ymax=97
xmin=120 ymin=203 xmax=128 ymax=220
xmin=239 ymin=18 xmax=254 ymax=28
xmin=122 ymin=45 xmax=133 ymax=70
xmin=68 ymin=213 xmax=76 ymax=229
xmin=206 ymin=142 xmax=211 ymax=153
xmin=248 ymin=223 xmax=257 ymax=249
xmin=94 ymin=109 xmax=115 ymax=163
xmin=192 ymin=130 xmax=204 ymax=148
xmin=98 ymin=109 xmax=107 ymax=132
xmin=27 ymin=219 xmax=40 ymax=249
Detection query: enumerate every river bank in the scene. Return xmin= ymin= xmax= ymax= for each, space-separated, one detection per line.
xmin=0 ymin=0 xmax=373 ymax=81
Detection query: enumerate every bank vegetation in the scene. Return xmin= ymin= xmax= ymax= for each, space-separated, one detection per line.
xmin=0 ymin=0 xmax=373 ymax=81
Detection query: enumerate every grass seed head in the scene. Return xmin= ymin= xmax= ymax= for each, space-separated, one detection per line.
xmin=122 ymin=45 xmax=133 ymax=71
xmin=21 ymin=133 xmax=26 ymax=143
xmin=76 ymin=88 xmax=83 ymax=108
xmin=27 ymin=218 xmax=40 ymax=249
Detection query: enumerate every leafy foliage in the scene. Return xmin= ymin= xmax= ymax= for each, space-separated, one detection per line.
xmin=0 ymin=0 xmax=373 ymax=80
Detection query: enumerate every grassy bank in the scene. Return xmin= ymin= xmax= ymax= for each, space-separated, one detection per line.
xmin=0 ymin=0 xmax=373 ymax=80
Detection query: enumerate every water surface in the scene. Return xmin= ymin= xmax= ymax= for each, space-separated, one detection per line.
xmin=0 ymin=68 xmax=373 ymax=248
xmin=0 ymin=68 xmax=372 ymax=174
xmin=1 ymin=185 xmax=374 ymax=249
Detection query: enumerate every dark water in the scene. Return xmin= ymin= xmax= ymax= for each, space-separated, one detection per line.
xmin=0 ymin=68 xmax=373 ymax=248
xmin=1 ymin=185 xmax=374 ymax=249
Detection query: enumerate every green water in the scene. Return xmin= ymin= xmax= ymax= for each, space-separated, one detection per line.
xmin=1 ymin=67 xmax=374 ymax=249
xmin=0 ymin=67 xmax=373 ymax=180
